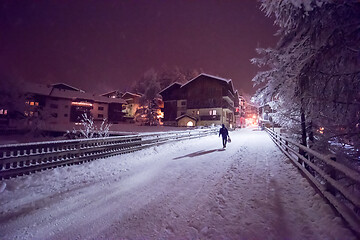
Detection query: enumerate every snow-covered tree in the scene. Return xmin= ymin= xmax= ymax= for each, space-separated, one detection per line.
xmin=252 ymin=0 xmax=360 ymax=157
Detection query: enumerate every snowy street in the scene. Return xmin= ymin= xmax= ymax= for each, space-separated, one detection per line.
xmin=0 ymin=128 xmax=356 ymax=240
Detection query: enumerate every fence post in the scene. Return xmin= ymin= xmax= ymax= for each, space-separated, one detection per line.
xmin=325 ymin=155 xmax=337 ymax=195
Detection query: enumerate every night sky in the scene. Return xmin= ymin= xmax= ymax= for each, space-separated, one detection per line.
xmin=0 ymin=0 xmax=278 ymax=94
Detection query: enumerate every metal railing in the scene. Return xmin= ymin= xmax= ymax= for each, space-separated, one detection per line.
xmin=0 ymin=128 xmax=217 ymax=180
xmin=265 ymin=128 xmax=360 ymax=236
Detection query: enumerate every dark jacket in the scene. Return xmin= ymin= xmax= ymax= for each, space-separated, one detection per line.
xmin=219 ymin=127 xmax=228 ymax=138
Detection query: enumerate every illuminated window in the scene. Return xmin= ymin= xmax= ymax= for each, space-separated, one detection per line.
xmin=209 ymin=110 xmax=216 ymax=115
xmin=0 ymin=109 xmax=7 ymax=115
xmin=71 ymin=102 xmax=93 ymax=107
xmin=35 ymin=102 xmax=39 ymax=106
xmin=30 ymin=102 xmax=35 ymax=106
xmin=187 ymin=121 xmax=194 ymax=127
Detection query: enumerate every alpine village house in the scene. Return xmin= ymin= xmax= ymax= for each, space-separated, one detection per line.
xmin=159 ymin=73 xmax=240 ymax=128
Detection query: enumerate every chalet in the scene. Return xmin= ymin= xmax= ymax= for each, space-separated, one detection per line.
xmin=121 ymin=92 xmax=142 ymax=119
xmin=159 ymin=73 xmax=237 ymax=128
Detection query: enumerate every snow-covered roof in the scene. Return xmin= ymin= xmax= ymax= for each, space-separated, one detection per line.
xmin=181 ymin=73 xmax=232 ymax=89
xmin=121 ymin=92 xmax=142 ymax=99
xmin=100 ymin=90 xmax=122 ymax=97
xmin=49 ymin=88 xmax=126 ymax=104
xmin=159 ymin=82 xmax=182 ymax=95
xmin=175 ymin=114 xmax=197 ymax=121
xmin=51 ymin=83 xmax=85 ymax=92
xmin=180 ymin=73 xmax=235 ymax=95
xmin=23 ymin=82 xmax=126 ymax=104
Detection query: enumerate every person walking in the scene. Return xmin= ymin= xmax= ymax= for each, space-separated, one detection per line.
xmin=219 ymin=124 xmax=229 ymax=148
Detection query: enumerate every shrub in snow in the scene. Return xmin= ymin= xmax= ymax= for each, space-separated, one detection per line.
xmin=67 ymin=113 xmax=112 ymax=139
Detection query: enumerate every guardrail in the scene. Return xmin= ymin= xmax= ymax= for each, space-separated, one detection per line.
xmin=265 ymin=127 xmax=360 ymax=236
xmin=0 ymin=128 xmax=217 ymax=180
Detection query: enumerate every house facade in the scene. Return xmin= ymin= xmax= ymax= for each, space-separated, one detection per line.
xmin=1 ymin=82 xmax=127 ymax=132
xmin=160 ymin=73 xmax=237 ymax=128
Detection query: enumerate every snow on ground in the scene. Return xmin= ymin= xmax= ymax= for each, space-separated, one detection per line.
xmin=0 ymin=128 xmax=356 ymax=240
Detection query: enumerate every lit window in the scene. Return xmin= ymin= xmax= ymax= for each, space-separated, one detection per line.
xmin=209 ymin=110 xmax=212 ymax=115
xmin=35 ymin=102 xmax=39 ymax=106
xmin=197 ymin=111 xmax=199 ymax=115
xmin=30 ymin=102 xmax=35 ymax=106
xmin=213 ymin=110 xmax=216 ymax=115
xmin=71 ymin=102 xmax=93 ymax=107
xmin=4 ymin=110 xmax=7 ymax=115
xmin=187 ymin=121 xmax=194 ymax=127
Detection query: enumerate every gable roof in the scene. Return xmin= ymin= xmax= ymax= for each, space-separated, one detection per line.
xmin=51 ymin=83 xmax=85 ymax=92
xmin=175 ymin=114 xmax=197 ymax=121
xmin=159 ymin=82 xmax=182 ymax=95
xmin=23 ymin=82 xmax=126 ymax=104
xmin=100 ymin=90 xmax=123 ymax=97
xmin=181 ymin=73 xmax=231 ymax=89
xmin=121 ymin=92 xmax=142 ymax=99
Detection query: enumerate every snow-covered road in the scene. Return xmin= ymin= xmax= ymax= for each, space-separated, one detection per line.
xmin=0 ymin=128 xmax=356 ymax=240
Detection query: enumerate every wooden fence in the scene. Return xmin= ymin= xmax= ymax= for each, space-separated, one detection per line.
xmin=265 ymin=127 xmax=360 ymax=236
xmin=0 ymin=128 xmax=217 ymax=180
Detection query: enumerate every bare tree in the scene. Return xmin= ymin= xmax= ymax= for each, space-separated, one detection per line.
xmin=71 ymin=113 xmax=111 ymax=138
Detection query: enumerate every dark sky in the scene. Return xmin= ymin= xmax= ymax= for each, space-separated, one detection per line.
xmin=0 ymin=0 xmax=278 ymax=95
